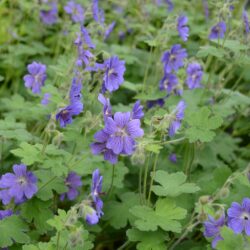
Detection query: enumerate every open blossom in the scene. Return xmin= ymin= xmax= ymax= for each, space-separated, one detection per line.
xmin=209 ymin=21 xmax=226 ymax=40
xmin=64 ymin=1 xmax=84 ymax=23
xmin=91 ymin=130 xmax=118 ymax=164
xmin=186 ymin=63 xmax=203 ymax=89
xmin=23 ymin=62 xmax=47 ymax=94
xmin=131 ymin=101 xmax=144 ymax=120
xmin=0 ymin=164 xmax=37 ymax=205
xmin=227 ymin=198 xmax=250 ymax=235
xmin=104 ymin=112 xmax=144 ymax=155
xmin=104 ymin=21 xmax=116 ymax=41
xmin=177 ymin=15 xmax=189 ymax=41
xmin=169 ymin=100 xmax=186 ymax=137
xmin=0 ymin=209 xmax=13 ymax=220
xmin=242 ymin=10 xmax=250 ymax=34
xmin=162 ymin=44 xmax=187 ymax=73
xmin=159 ymin=73 xmax=181 ymax=95
xmin=60 ymin=172 xmax=82 ymax=201
xmin=91 ymin=169 xmax=103 ymax=218
xmin=56 ymin=102 xmax=83 ymax=128
xmin=98 ymin=94 xmax=112 ymax=120
xmin=102 ymin=56 xmax=126 ymax=93
xmin=204 ymin=214 xmax=225 ymax=248
xmin=40 ymin=1 xmax=58 ymax=25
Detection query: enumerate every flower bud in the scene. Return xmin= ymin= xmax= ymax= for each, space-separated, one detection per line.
xmin=52 ymin=132 xmax=63 ymax=146
xmin=219 ymin=187 xmax=230 ymax=199
xmin=199 ymin=195 xmax=211 ymax=205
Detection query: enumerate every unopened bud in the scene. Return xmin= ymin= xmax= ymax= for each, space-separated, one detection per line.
xmin=199 ymin=195 xmax=211 ymax=205
xmin=131 ymin=145 xmax=145 ymax=165
xmin=219 ymin=187 xmax=230 ymax=199
xmin=52 ymin=132 xmax=63 ymax=146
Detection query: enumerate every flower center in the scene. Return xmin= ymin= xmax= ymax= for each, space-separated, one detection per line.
xmin=18 ymin=176 xmax=27 ymax=186
xmin=115 ymin=127 xmax=128 ymax=137
xmin=170 ymin=54 xmax=176 ymax=61
xmin=241 ymin=212 xmax=250 ymax=220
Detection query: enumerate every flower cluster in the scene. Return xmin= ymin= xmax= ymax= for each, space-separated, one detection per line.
xmin=204 ymin=197 xmax=250 ymax=248
xmin=209 ymin=21 xmax=227 ymax=40
xmin=0 ymin=164 xmax=37 ymax=205
xmin=91 ymin=95 xmax=144 ymax=164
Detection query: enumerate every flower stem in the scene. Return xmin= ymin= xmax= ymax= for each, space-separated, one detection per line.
xmin=147 ymin=154 xmax=159 ymax=203
xmin=107 ymin=164 xmax=115 ymax=198
xmin=56 ymin=232 xmax=61 ymax=250
xmin=143 ymin=155 xmax=150 ymax=202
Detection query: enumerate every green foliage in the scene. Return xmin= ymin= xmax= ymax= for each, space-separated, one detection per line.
xmin=185 ymin=107 xmax=223 ymax=143
xmin=130 ymin=198 xmax=187 ymax=232
xmin=216 ymin=227 xmax=245 ymax=250
xmin=152 ymin=170 xmax=200 ymax=197
xmin=104 ymin=192 xmax=140 ymax=229
xmin=127 ymin=228 xmax=167 ymax=250
xmin=0 ymin=215 xmax=30 ymax=247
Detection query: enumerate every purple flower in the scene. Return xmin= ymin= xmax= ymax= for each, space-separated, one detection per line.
xmin=202 ymin=0 xmax=209 ymax=20
xmin=98 ymin=94 xmax=112 ymax=121
xmin=209 ymin=21 xmax=227 ymax=40
xmin=92 ymin=0 xmax=105 ymax=24
xmin=102 ymin=56 xmax=126 ymax=93
xmin=90 ymin=130 xmax=118 ymax=164
xmin=131 ymin=101 xmax=144 ymax=120
xmin=177 ymin=15 xmax=189 ymax=42
xmin=56 ymin=102 xmax=83 ymax=128
xmin=162 ymin=44 xmax=187 ymax=73
xmin=23 ymin=62 xmax=47 ymax=94
xmin=227 ymin=198 xmax=250 ymax=235
xmin=147 ymin=99 xmax=165 ymax=109
xmin=76 ymin=49 xmax=94 ymax=67
xmin=41 ymin=93 xmax=51 ymax=105
xmin=60 ymin=172 xmax=82 ymax=201
xmin=243 ymin=10 xmax=250 ymax=34
xmin=85 ymin=207 xmax=99 ymax=225
xmin=0 ymin=164 xmax=37 ymax=205
xmin=64 ymin=1 xmax=84 ymax=23
xmin=0 ymin=210 xmax=13 ymax=220
xmin=165 ymin=0 xmax=174 ymax=11
xmin=40 ymin=1 xmax=58 ymax=25
xmin=91 ymin=169 xmax=103 ymax=218
xmin=104 ymin=21 xmax=116 ymax=41
xmin=169 ymin=153 xmax=177 ymax=163
xmin=186 ymin=63 xmax=203 ymax=89
xmin=204 ymin=214 xmax=225 ymax=248
xmin=75 ymin=26 xmax=95 ymax=49
xmin=70 ymin=77 xmax=82 ymax=103
xmin=169 ymin=100 xmax=186 ymax=137
xmin=159 ymin=73 xmax=181 ymax=95
xmin=104 ymin=112 xmax=144 ymax=155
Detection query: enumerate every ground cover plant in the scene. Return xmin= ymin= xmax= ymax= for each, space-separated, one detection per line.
xmin=0 ymin=0 xmax=250 ymax=249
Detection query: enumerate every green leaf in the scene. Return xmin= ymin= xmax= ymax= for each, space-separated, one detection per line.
xmin=197 ymin=45 xmax=224 ymax=58
xmin=185 ymin=107 xmax=223 ymax=143
xmin=11 ymin=142 xmax=43 ymax=165
xmin=23 ymin=242 xmax=55 ymax=250
xmin=152 ymin=170 xmax=200 ymax=197
xmin=127 ymin=228 xmax=167 ymax=250
xmin=0 ymin=118 xmax=32 ymax=141
xmin=130 ymin=198 xmax=187 ymax=232
xmin=47 ymin=209 xmax=67 ymax=231
xmin=35 ymin=170 xmax=67 ymax=201
xmin=0 ymin=215 xmax=30 ymax=247
xmin=216 ymin=227 xmax=245 ymax=250
xmin=21 ymin=198 xmax=53 ymax=234
xmin=103 ymin=192 xmax=140 ymax=229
